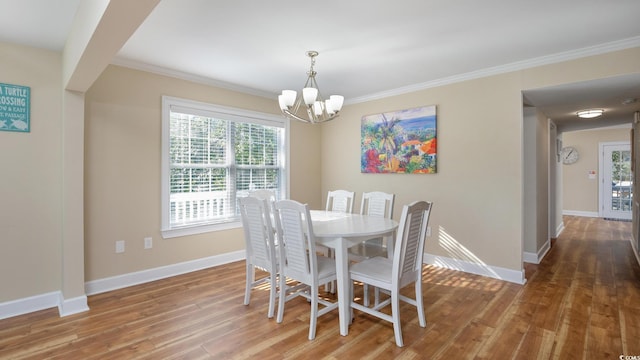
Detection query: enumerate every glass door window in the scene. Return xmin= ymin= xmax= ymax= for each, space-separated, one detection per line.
xmin=602 ymin=143 xmax=632 ymax=220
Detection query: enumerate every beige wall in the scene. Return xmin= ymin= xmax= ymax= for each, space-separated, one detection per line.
xmin=523 ymin=108 xmax=551 ymax=256
xmin=0 ymin=42 xmax=63 ymax=302
xmin=523 ymin=109 xmax=538 ymax=254
xmin=323 ymin=73 xmax=526 ymax=272
xmin=289 ymin=120 xmax=323 ymax=209
xmin=551 ymin=123 xmax=563 ymax=237
xmin=535 ymin=110 xmax=551 ymax=252
xmin=562 ymin=127 xmax=632 ymax=213
xmin=84 ymin=65 xmax=322 ymax=280
xmin=633 ymin=112 xmax=640 ymax=257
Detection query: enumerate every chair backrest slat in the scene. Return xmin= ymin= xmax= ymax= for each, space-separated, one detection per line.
xmin=393 ymin=201 xmax=432 ymax=288
xmin=239 ymin=196 xmax=277 ymax=270
xmin=275 ymin=199 xmax=317 ymax=283
xmin=360 ymin=191 xmax=394 ymax=219
xmin=248 ymin=189 xmax=276 ymax=202
xmin=326 ymin=190 xmax=355 ymax=213
xmin=249 ymin=189 xmax=278 ymax=228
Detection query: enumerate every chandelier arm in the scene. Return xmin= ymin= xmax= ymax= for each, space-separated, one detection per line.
xmin=283 ymin=109 xmax=312 ymax=123
xmin=282 ymin=108 xmax=340 ymax=124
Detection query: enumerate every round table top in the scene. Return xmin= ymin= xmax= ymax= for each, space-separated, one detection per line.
xmin=310 ymin=210 xmax=398 ymax=238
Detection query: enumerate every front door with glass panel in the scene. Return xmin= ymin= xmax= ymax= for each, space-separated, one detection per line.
xmin=601 ymin=142 xmax=632 ymax=220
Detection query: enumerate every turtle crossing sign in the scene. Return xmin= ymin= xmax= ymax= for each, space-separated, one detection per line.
xmin=0 ymin=82 xmax=30 ymax=133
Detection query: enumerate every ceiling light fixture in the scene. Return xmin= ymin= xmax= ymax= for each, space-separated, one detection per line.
xmin=576 ymin=109 xmax=604 ymax=119
xmin=278 ymin=51 xmax=344 ymax=124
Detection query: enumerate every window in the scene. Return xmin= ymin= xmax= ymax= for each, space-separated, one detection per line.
xmin=161 ymin=96 xmax=288 ymax=238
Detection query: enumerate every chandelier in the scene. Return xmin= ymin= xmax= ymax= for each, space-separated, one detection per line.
xmin=278 ymin=51 xmax=344 ymax=124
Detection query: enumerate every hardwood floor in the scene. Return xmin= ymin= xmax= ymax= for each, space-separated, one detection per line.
xmin=2 ymin=216 xmax=639 ymax=359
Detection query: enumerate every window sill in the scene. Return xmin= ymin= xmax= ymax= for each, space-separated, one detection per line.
xmin=161 ymin=221 xmax=242 ymax=239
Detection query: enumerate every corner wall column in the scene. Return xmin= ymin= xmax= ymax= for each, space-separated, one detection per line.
xmin=59 ymin=90 xmax=89 ymax=316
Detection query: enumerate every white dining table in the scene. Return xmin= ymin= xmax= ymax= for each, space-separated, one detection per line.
xmin=310 ymin=210 xmax=398 ymax=336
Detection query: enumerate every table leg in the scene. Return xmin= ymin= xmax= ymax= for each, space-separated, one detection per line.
xmin=386 ymin=234 xmax=394 ymax=258
xmin=334 ymin=237 xmax=350 ymax=336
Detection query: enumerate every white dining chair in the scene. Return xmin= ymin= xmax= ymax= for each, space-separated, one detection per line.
xmin=349 ymin=191 xmax=395 ymax=261
xmin=349 ymin=200 xmax=433 ymax=347
xmin=322 ymin=189 xmax=355 ymax=293
xmin=248 ymin=189 xmax=276 ymax=202
xmin=325 ymin=189 xmax=355 ymax=213
xmin=248 ymin=189 xmax=278 ymax=228
xmin=274 ymin=199 xmax=339 ymax=340
xmin=348 ymin=191 xmax=395 ymax=305
xmin=239 ymin=196 xmax=279 ymax=318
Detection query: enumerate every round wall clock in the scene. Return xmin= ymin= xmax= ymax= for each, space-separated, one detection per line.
xmin=561 ymin=146 xmax=579 ymax=165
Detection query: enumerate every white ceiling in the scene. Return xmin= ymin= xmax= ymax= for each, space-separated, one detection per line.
xmin=2 ymin=0 xmax=640 ymax=131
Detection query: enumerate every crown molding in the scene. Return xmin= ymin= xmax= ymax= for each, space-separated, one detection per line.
xmin=112 ymin=36 xmax=640 ymax=105
xmin=110 ymin=57 xmax=275 ymax=99
xmin=348 ymin=36 xmax=640 ymax=104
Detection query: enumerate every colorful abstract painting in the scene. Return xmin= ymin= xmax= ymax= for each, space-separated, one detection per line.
xmin=361 ymin=105 xmax=436 ymax=174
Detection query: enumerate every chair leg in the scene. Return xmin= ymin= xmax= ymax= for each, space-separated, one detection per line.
xmin=391 ymin=291 xmax=404 ymax=347
xmin=322 ymin=249 xmax=336 ymax=294
xmin=349 ymin=280 xmax=354 ymax=324
xmin=325 ymin=279 xmax=335 ymax=293
xmin=386 ymin=236 xmax=394 ymax=258
xmin=309 ymin=286 xmax=319 ymax=340
xmin=244 ymin=263 xmax=253 ymax=305
xmin=322 ymin=248 xmax=336 ymax=294
xmin=374 ymin=286 xmax=381 ymax=307
xmin=373 ymin=287 xmax=380 ymax=306
xmin=415 ymin=280 xmax=426 ymax=327
xmin=363 ymin=284 xmax=369 ymax=306
xmin=267 ymin=272 xmax=276 ymax=318
xmin=276 ymin=275 xmax=286 ymax=323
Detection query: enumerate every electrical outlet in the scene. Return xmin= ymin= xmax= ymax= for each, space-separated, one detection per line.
xmin=426 ymin=226 xmax=431 ymax=237
xmin=144 ymin=237 xmax=152 ymax=249
xmin=115 ymin=240 xmax=125 ymax=253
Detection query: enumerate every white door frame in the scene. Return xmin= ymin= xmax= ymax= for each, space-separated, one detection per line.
xmin=599 ymin=141 xmax=632 ymax=219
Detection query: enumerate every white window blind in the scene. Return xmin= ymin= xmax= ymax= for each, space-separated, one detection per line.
xmin=161 ymin=96 xmax=287 ymax=238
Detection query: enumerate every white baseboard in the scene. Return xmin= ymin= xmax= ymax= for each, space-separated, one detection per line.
xmin=631 ymin=238 xmax=640 ymax=268
xmin=85 ymin=250 xmax=245 ymax=295
xmin=0 ymin=291 xmax=60 ymax=320
xmin=1 ymin=250 xmax=245 ymax=320
xmin=523 ymin=239 xmax=551 ymax=264
xmin=522 ymin=252 xmax=538 ymax=264
xmin=423 ymin=253 xmax=526 ymax=285
xmin=562 ymin=210 xmax=599 ymax=217
xmin=58 ymin=294 xmax=89 ymax=317
xmin=555 ymin=221 xmax=565 ymax=238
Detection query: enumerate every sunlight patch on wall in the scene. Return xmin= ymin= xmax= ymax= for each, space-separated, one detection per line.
xmin=436 ymin=226 xmax=499 ymax=279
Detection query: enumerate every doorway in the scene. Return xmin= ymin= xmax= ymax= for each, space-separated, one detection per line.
xmin=600 ymin=141 xmax=632 ymax=220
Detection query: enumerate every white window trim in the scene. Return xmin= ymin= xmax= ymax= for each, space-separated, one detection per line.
xmin=161 ymin=96 xmax=289 ymax=239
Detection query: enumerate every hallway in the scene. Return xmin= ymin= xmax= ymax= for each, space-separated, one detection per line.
xmin=521 ymin=215 xmax=640 ymax=358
